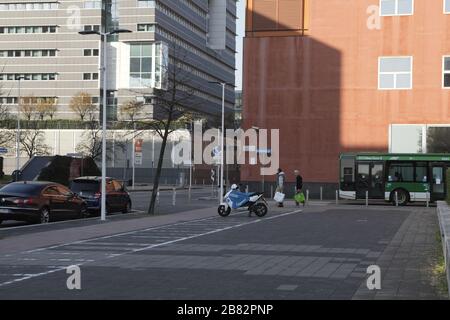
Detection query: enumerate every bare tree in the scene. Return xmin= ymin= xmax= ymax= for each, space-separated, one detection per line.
xmin=69 ymin=92 xmax=96 ymax=121
xmin=0 ymin=97 xmax=14 ymax=149
xmin=427 ymin=127 xmax=450 ymax=153
xmin=146 ymin=45 xmax=199 ymax=215
xmin=75 ymin=104 xmax=103 ymax=160
xmin=20 ymin=96 xmax=37 ymax=121
xmin=20 ymin=117 xmax=51 ymax=158
xmin=36 ymin=98 xmax=57 ymax=120
xmin=120 ymin=99 xmax=144 ymax=122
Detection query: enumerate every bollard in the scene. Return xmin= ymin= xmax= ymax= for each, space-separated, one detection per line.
xmin=320 ymin=187 xmax=323 ymax=201
xmin=336 ymin=190 xmax=339 ymax=205
xmin=172 ymin=188 xmax=176 ymax=206
xmin=426 ymin=192 xmax=430 ymax=208
xmin=395 ymin=191 xmax=399 ymax=207
xmin=245 ymin=185 xmax=249 ymax=193
xmin=306 ymin=190 xmax=309 ymax=205
xmin=188 ymin=186 xmax=192 ymax=202
xmin=203 ymin=179 xmax=205 ymax=185
xmin=156 ymin=188 xmax=160 ymax=206
xmin=365 ymin=191 xmax=369 ymax=206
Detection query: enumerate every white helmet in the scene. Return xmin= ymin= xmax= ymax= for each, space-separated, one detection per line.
xmin=231 ymin=184 xmax=238 ymax=190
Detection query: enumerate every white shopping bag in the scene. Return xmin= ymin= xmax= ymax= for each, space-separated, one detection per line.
xmin=274 ymin=192 xmax=285 ymax=203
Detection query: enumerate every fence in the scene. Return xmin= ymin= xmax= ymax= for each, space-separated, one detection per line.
xmin=437 ymin=201 xmax=450 ymax=297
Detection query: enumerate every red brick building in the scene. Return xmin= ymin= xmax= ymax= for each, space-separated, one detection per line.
xmin=242 ymin=0 xmax=450 ymax=195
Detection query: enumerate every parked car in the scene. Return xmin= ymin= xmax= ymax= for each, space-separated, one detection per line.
xmin=0 ymin=181 xmax=88 ymax=224
xmin=69 ymin=177 xmax=131 ymax=215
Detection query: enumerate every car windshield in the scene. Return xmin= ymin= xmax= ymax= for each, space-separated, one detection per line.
xmin=0 ymin=183 xmax=43 ymax=196
xmin=70 ymin=181 xmax=99 ymax=194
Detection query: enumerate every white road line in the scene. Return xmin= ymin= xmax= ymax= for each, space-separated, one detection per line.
xmin=0 ymin=210 xmax=302 ymax=288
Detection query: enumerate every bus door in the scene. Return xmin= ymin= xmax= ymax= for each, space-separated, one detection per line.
xmin=356 ymin=162 xmax=385 ymax=199
xmin=430 ymin=163 xmax=447 ymax=201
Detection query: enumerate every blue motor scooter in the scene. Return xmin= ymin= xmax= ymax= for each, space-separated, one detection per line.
xmin=218 ymin=184 xmax=268 ymax=217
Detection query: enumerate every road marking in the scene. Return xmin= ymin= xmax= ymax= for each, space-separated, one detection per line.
xmin=0 ymin=209 xmax=302 ymax=288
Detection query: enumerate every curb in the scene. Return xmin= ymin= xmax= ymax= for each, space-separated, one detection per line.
xmin=436 ymin=201 xmax=450 ymax=297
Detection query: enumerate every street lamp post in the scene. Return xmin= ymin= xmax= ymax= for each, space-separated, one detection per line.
xmin=79 ymin=28 xmax=131 ymax=221
xmin=209 ymin=81 xmax=228 ymax=204
xmin=16 ymin=76 xmax=24 ymax=180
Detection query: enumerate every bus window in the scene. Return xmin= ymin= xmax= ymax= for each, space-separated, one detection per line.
xmin=388 ymin=163 xmax=414 ymax=182
xmin=415 ymin=163 xmax=428 ymax=183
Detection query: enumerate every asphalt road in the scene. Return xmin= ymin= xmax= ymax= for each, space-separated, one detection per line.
xmin=0 ymin=203 xmax=444 ymax=299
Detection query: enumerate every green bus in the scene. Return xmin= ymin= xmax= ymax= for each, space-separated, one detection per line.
xmin=339 ymin=153 xmax=450 ymax=205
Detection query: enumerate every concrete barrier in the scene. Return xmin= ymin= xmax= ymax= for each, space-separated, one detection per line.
xmin=436 ymin=201 xmax=450 ymax=297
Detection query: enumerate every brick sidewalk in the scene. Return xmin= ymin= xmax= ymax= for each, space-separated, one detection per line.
xmin=353 ymin=207 xmax=448 ymax=300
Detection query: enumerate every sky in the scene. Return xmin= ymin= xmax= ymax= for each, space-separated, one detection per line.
xmin=235 ymin=0 xmax=245 ymax=90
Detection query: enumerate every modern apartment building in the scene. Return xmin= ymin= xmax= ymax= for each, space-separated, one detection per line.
xmin=0 ymin=0 xmax=236 ymax=120
xmin=242 ymin=0 xmax=450 ymax=192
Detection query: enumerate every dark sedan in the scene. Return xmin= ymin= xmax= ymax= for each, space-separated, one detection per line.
xmin=0 ymin=181 xmax=88 ymax=224
xmin=69 ymin=177 xmax=132 ymax=214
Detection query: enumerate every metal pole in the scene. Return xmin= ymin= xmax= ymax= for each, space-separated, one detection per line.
xmin=336 ymin=190 xmax=339 ymax=205
xmin=320 ymin=186 xmax=323 ymax=201
xmin=366 ymin=191 xmax=369 ymax=206
xmin=395 ymin=191 xmax=398 ymax=207
xmin=132 ymin=122 xmax=136 ymax=190
xmin=306 ymin=190 xmax=309 ymax=205
xmin=172 ymin=188 xmax=176 ymax=206
xmin=16 ymin=78 xmax=21 ymax=179
xmin=219 ymin=83 xmax=225 ymax=205
xmin=426 ymin=192 xmax=430 ymax=208
xmin=100 ymin=33 xmax=107 ymax=221
xmin=188 ymin=186 xmax=191 ymax=203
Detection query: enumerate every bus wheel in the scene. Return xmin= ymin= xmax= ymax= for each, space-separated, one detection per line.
xmin=391 ymin=189 xmax=409 ymax=206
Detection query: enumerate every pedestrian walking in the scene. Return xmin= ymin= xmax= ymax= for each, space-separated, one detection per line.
xmin=294 ymin=170 xmax=305 ymax=207
xmin=274 ymin=168 xmax=285 ymax=207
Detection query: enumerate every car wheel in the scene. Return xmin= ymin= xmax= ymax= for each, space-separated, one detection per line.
xmin=39 ymin=207 xmax=50 ymax=224
xmin=122 ymin=201 xmax=131 ymax=214
xmin=391 ymin=189 xmax=409 ymax=206
xmin=79 ymin=205 xmax=89 ymax=219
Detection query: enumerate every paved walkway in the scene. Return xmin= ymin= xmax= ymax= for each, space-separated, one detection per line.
xmin=354 ymin=206 xmax=448 ymax=299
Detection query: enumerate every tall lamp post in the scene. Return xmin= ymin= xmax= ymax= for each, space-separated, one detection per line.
xmin=16 ymin=76 xmax=24 ymax=180
xmin=209 ymin=81 xmax=229 ymax=204
xmin=79 ymin=28 xmax=131 ymax=221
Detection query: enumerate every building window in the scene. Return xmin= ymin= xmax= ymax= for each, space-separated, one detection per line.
xmin=0 ymin=73 xmax=57 ymax=81
xmin=84 ymin=25 xmax=100 ymax=32
xmin=0 ymin=2 xmax=58 ymax=11
xmin=0 ymin=26 xmax=57 ymax=34
xmin=84 ymin=0 xmax=102 ymax=9
xmin=83 ymin=73 xmax=98 ymax=80
xmin=137 ymin=0 xmax=155 ymax=8
xmin=137 ymin=24 xmax=155 ymax=32
xmin=445 ymin=0 xmax=450 ymax=13
xmin=130 ymin=43 xmax=152 ymax=87
xmin=0 ymin=49 xmax=57 ymax=57
xmin=83 ymin=49 xmax=99 ymax=56
xmin=378 ymin=56 xmax=413 ymax=90
xmin=380 ymin=0 xmax=414 ymax=16
xmin=444 ymin=57 xmax=450 ymax=88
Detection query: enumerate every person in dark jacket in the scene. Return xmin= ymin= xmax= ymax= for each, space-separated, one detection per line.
xmin=294 ymin=170 xmax=304 ymax=206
